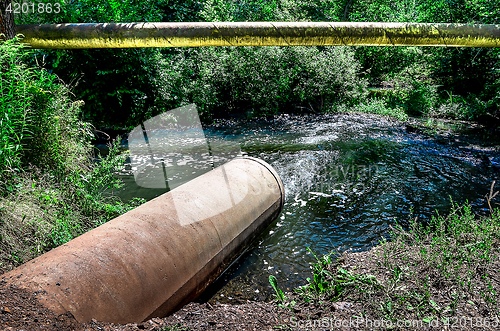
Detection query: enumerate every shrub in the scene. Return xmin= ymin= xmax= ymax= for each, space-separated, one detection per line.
xmin=157 ymin=46 xmax=368 ymax=119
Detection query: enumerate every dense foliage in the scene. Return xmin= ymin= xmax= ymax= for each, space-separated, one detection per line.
xmin=9 ymin=0 xmax=499 ymax=128
xmin=2 ymin=0 xmax=500 ymax=265
xmin=0 ymin=38 xmax=141 ymax=269
xmin=1 ymin=1 xmax=499 ymax=323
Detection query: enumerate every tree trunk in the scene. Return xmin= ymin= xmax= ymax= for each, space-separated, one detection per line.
xmin=343 ymin=0 xmax=354 ymax=21
xmin=0 ymin=0 xmax=15 ymax=40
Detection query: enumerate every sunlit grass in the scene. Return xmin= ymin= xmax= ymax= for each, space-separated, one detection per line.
xmin=334 ymin=99 xmax=409 ymax=122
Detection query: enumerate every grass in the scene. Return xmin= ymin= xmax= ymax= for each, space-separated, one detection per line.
xmin=0 ymin=139 xmax=144 ymax=271
xmin=371 ymin=201 xmax=500 ymax=323
xmin=0 ymin=37 xmax=144 ymax=272
xmin=335 ymin=99 xmax=409 ymax=122
xmin=272 ymin=183 xmax=500 ymax=328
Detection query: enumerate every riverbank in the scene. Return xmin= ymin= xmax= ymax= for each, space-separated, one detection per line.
xmin=1 ymin=112 xmax=499 ymax=330
xmin=2 ymin=201 xmax=499 ymax=330
xmin=0 ymin=247 xmax=439 ymax=331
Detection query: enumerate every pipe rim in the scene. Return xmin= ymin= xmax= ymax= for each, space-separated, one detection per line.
xmin=235 ymin=156 xmax=285 ymax=213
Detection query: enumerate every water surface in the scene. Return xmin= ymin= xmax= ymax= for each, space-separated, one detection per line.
xmin=116 ymin=113 xmax=500 ymax=302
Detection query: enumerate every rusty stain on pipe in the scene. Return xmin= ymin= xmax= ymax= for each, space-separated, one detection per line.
xmin=1 ymin=156 xmax=284 ymax=324
xmin=14 ymin=22 xmax=500 ymax=49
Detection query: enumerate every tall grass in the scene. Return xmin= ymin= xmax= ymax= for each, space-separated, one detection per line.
xmin=0 ymin=37 xmax=143 ymax=271
xmin=0 ymin=37 xmax=92 ymax=179
xmin=0 ymin=38 xmax=31 ymax=176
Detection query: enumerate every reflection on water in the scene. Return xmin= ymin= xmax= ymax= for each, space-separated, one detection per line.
xmin=114 ymin=113 xmax=500 ymax=303
xmin=128 ymin=104 xmax=242 ymax=191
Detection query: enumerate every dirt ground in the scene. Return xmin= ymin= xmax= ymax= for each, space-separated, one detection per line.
xmin=0 ymin=276 xmax=367 ymax=331
xmin=0 ymin=282 xmax=364 ymax=331
xmin=1 ymin=246 xmax=498 ymax=330
xmin=0 ymin=248 xmax=368 ymax=331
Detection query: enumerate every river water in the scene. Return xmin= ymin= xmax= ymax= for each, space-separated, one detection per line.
xmin=114 ymin=113 xmax=500 ymax=303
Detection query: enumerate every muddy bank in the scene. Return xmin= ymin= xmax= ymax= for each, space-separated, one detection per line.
xmin=2 ymin=241 xmax=498 ymax=330
xmin=0 ymin=251 xmax=366 ymax=331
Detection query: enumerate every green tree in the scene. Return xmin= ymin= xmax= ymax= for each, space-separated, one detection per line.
xmin=15 ymin=0 xmax=170 ymax=128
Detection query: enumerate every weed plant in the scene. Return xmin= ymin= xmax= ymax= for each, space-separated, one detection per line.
xmin=0 ymin=38 xmax=143 ymax=272
xmin=291 ymin=248 xmax=383 ymax=304
xmin=270 ymin=275 xmax=287 ymax=303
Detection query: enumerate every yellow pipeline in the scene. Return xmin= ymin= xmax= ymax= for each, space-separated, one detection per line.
xmin=15 ymin=22 xmax=500 ymax=49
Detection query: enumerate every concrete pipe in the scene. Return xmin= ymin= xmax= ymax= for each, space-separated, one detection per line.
xmin=1 ymin=156 xmax=284 ymax=324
